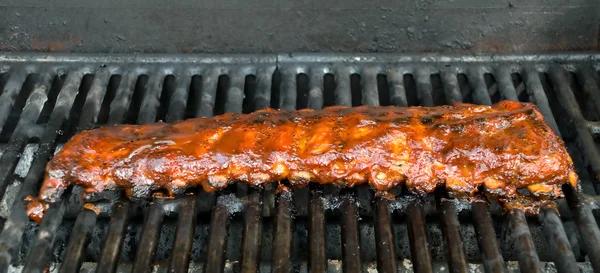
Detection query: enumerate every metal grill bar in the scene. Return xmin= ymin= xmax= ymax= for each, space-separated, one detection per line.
xmin=374 ymin=198 xmax=397 ymax=273
xmin=0 ymin=133 xmax=29 ymax=199
xmin=60 ymin=209 xmax=97 ymax=273
xmin=195 ymin=70 xmax=218 ymax=118
xmin=20 ymin=70 xmax=56 ymax=125
xmin=260 ymin=186 xmax=276 ymax=219
xmin=468 ymin=68 xmax=491 ymax=106
xmin=388 ymin=69 xmax=407 ymax=107
xmin=97 ymin=201 xmax=131 ymax=273
xmin=406 ymin=202 xmax=433 ymax=273
xmin=107 ymin=71 xmax=138 ymax=124
xmin=309 ymin=189 xmax=326 ymax=273
xmin=241 ymin=192 xmax=263 ymax=273
xmin=575 ymin=66 xmax=600 ymax=116
xmin=0 ymin=66 xmax=29 ymax=132
xmin=272 ymin=192 xmax=293 ymax=273
xmin=77 ymin=70 xmax=111 ymax=125
xmin=437 ymin=197 xmax=468 ymax=273
xmin=307 ymin=70 xmax=324 ymax=110
xmin=78 ymin=69 xmax=111 ymax=126
xmin=415 ymin=69 xmax=434 ymax=107
xmin=495 ymin=67 xmax=518 ymax=101
xmin=166 ymin=72 xmax=192 ymax=123
xmin=24 ymin=202 xmax=66 ymax=273
xmin=471 ymin=202 xmax=506 ymax=273
xmin=356 ymin=186 xmax=372 ymax=216
xmin=205 ymin=202 xmax=229 ymax=273
xmin=538 ymin=207 xmax=579 ymax=273
xmin=254 ymin=68 xmax=273 ymax=111
xmin=361 ymin=68 xmax=379 ymax=108
xmin=361 ymin=68 xmax=379 ymax=106
xmin=508 ymin=209 xmax=542 ymax=273
xmin=138 ymin=72 xmax=167 ymax=124
xmin=169 ymin=197 xmax=197 ymax=273
xmin=225 ymin=72 xmax=245 ymax=114
xmin=441 ymin=70 xmax=462 ymax=103
xmin=341 ymin=196 xmax=361 ymax=273
xmin=279 ymin=70 xmax=297 ymax=111
xmin=334 ymin=68 xmax=352 ymax=107
xmin=132 ymin=203 xmax=164 ymax=273
xmin=467 ymin=66 xmax=492 ymax=105
xmin=564 ymin=186 xmax=600 ymax=272
xmin=522 ymin=68 xmax=561 ymax=134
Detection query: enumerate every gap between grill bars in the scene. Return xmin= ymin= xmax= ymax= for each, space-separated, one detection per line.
xmin=0 ymin=53 xmax=598 ymax=273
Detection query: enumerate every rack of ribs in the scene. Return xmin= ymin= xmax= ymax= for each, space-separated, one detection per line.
xmin=38 ymin=100 xmax=578 ymax=207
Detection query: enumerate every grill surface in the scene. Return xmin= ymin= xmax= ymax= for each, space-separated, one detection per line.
xmin=0 ymin=53 xmax=599 ymax=273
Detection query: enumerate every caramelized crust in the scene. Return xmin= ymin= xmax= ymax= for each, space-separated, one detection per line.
xmin=39 ymin=100 xmax=578 ymax=204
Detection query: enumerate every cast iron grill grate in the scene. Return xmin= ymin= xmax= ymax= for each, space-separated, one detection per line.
xmin=0 ymin=53 xmax=598 ymax=273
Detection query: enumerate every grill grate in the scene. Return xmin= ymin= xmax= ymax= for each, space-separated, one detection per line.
xmin=0 ymin=53 xmax=598 ymax=273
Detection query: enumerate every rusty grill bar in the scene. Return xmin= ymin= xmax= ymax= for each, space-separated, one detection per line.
xmin=0 ymin=53 xmax=598 ymax=272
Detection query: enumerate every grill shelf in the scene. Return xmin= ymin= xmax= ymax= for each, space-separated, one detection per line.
xmin=0 ymin=53 xmax=597 ymax=272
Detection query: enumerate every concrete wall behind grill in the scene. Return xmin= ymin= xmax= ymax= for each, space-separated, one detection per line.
xmin=0 ymin=1 xmax=598 ymax=54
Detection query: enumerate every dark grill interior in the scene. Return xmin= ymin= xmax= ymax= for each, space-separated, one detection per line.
xmin=0 ymin=53 xmax=599 ymax=273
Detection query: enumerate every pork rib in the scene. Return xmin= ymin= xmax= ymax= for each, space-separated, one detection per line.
xmin=39 ymin=100 xmax=578 ymax=204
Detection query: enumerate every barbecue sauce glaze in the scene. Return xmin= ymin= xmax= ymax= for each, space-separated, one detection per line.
xmin=26 ymin=100 xmax=578 ymax=222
